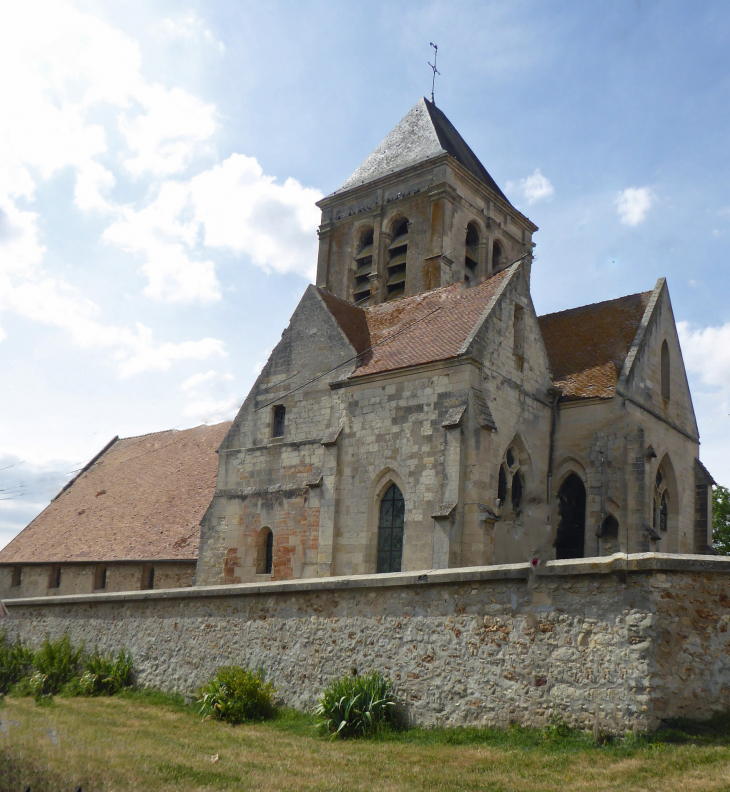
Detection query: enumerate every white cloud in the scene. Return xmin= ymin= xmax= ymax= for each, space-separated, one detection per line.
xmin=507 ymin=169 xmax=554 ymax=204
xmin=616 ymin=187 xmax=654 ymax=226
xmin=160 ymin=13 xmax=226 ymax=53
xmin=179 ymin=369 xmax=238 ymax=423
xmin=677 ymin=321 xmax=730 ymax=390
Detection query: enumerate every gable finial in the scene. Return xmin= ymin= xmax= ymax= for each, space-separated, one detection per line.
xmin=428 ymin=43 xmax=440 ymax=104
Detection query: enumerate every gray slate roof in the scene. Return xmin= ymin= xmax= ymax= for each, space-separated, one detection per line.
xmin=331 ymin=98 xmax=508 ymax=201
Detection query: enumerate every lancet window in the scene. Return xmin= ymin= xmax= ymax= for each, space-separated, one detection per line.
xmin=353 ymin=227 xmax=374 ymax=304
xmin=386 ymin=219 xmax=408 ymax=300
xmin=464 ymin=222 xmax=479 ymax=282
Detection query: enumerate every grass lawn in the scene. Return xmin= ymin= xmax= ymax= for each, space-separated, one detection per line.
xmin=3 ymin=692 xmax=730 ymax=792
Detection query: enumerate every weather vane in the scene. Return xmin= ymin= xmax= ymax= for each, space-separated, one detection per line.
xmin=428 ymin=42 xmax=440 ymax=104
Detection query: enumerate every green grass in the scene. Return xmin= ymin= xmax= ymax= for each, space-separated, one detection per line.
xmin=2 ymin=693 xmax=730 ymax=791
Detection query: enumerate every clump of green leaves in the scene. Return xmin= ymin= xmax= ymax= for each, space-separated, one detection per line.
xmin=315 ymin=671 xmax=397 ymax=739
xmin=197 ymin=666 xmax=276 ymax=724
xmin=78 ymin=648 xmax=134 ymax=696
xmin=713 ymin=485 xmax=730 ymax=555
xmin=32 ymin=635 xmax=84 ymax=695
xmin=0 ymin=632 xmax=33 ymax=694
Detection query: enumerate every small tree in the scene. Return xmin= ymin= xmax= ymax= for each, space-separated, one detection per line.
xmin=713 ymin=485 xmax=730 ymax=555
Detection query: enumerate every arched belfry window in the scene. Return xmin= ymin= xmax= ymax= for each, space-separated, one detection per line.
xmin=377 ymin=484 xmax=404 ymax=573
xmin=661 ymin=340 xmax=670 ymax=401
xmin=492 ymin=239 xmax=505 ymax=270
xmin=464 ymin=222 xmax=479 ymax=282
xmin=353 ymin=227 xmax=374 ymax=304
xmin=386 ymin=219 xmax=408 ymax=301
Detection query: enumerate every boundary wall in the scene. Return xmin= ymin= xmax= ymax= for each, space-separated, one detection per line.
xmin=3 ymin=554 xmax=730 ymax=733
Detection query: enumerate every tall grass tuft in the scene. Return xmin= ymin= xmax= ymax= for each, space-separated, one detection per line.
xmin=0 ymin=632 xmax=33 ymax=695
xmin=30 ymin=634 xmax=84 ymax=696
xmin=315 ymin=671 xmax=397 ymax=739
xmin=197 ymin=666 xmax=276 ymax=724
xmin=78 ymin=648 xmax=134 ymax=696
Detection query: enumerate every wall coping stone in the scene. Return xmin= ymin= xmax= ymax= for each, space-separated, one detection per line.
xmin=3 ymin=552 xmax=729 ymax=609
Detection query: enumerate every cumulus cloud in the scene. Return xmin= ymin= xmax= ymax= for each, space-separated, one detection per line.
xmin=677 ymin=321 xmax=730 ymax=390
xmin=159 ymin=13 xmax=226 ymax=53
xmin=616 ymin=187 xmax=654 ymax=226
xmin=179 ymin=369 xmax=239 ymax=424
xmin=507 ymin=169 xmax=554 ymax=204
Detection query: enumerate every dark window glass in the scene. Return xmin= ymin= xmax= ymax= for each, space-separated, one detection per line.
xmin=265 ymin=530 xmax=273 ymax=575
xmin=376 ymin=484 xmax=405 ymax=573
xmin=273 ymin=405 xmax=285 ymax=438
xmin=506 ymin=449 xmax=515 ymax=468
xmin=660 ymin=492 xmax=669 ymax=532
xmin=11 ymin=566 xmax=21 ymax=587
xmin=511 ymin=473 xmax=523 ymax=513
xmin=498 ymin=465 xmax=507 ymax=505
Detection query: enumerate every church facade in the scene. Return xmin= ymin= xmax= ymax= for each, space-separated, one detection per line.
xmin=195 ymin=98 xmax=714 ymax=587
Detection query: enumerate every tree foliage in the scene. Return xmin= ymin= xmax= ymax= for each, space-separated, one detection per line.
xmin=713 ymin=485 xmax=730 ymax=555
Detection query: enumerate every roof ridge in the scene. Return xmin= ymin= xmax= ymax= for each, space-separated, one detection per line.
xmin=118 ymin=421 xmax=231 ymax=443
xmin=538 ymin=290 xmax=652 ymax=321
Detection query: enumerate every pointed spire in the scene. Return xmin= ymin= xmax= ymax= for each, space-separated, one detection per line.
xmin=330 ymin=98 xmax=508 ymax=202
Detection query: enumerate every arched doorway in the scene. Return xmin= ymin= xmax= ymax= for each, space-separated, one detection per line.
xmin=555 ymin=473 xmax=586 ymax=559
xmin=377 ymin=483 xmax=405 ymax=573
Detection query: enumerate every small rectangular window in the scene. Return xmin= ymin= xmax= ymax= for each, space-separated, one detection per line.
xmin=141 ymin=564 xmax=155 ymax=590
xmin=48 ymin=565 xmax=61 ymax=589
xmin=94 ymin=565 xmax=107 ymax=591
xmin=11 ymin=566 xmax=21 ymax=588
xmin=272 ymin=405 xmax=286 ymax=438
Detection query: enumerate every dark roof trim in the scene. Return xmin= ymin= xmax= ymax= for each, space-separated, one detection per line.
xmin=51 ymin=435 xmax=119 ymax=502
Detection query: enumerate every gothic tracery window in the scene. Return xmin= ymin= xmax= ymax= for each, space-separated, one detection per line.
xmin=377 ymin=483 xmax=404 ymax=573
xmin=498 ymin=446 xmax=524 ymax=515
xmin=654 ymin=464 xmax=670 ymax=533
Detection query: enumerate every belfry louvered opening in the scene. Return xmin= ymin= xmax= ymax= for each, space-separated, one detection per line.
xmin=464 ymin=222 xmax=479 ymax=282
xmin=386 ymin=218 xmax=408 ymax=300
xmin=353 ymin=227 xmax=374 ymax=304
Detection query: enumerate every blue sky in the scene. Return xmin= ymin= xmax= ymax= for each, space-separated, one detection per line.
xmin=2 ymin=0 xmax=729 ymax=548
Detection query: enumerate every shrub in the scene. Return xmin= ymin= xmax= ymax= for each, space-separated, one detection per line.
xmin=32 ymin=635 xmax=83 ymax=695
xmin=78 ymin=648 xmax=134 ymax=696
xmin=0 ymin=632 xmax=33 ymax=695
xmin=315 ymin=671 xmax=397 ymax=739
xmin=197 ymin=666 xmax=276 ymax=724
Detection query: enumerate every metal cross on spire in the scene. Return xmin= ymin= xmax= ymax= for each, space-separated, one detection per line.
xmin=428 ymin=42 xmax=440 ymax=104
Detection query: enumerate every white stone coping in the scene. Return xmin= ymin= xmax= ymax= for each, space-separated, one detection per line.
xmin=3 ymin=553 xmax=730 ymax=609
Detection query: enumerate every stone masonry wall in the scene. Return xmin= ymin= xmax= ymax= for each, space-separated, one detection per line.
xmin=4 ymin=555 xmax=730 ymax=733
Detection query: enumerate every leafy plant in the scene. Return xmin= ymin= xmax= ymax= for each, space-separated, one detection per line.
xmin=197 ymin=666 xmax=276 ymax=724
xmin=315 ymin=671 xmax=397 ymax=739
xmin=713 ymin=485 xmax=730 ymax=555
xmin=32 ymin=634 xmax=83 ymax=695
xmin=78 ymin=648 xmax=134 ymax=696
xmin=0 ymin=632 xmax=33 ymax=694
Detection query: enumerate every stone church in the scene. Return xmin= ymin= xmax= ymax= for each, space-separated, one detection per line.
xmin=0 ymin=97 xmax=715 ymax=599
xmin=194 ymin=97 xmax=715 ymax=586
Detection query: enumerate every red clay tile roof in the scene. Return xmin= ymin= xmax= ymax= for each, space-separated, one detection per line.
xmin=538 ymin=292 xmax=651 ymax=401
xmin=0 ymin=422 xmax=230 ymax=564
xmin=319 ymin=269 xmax=511 ymax=379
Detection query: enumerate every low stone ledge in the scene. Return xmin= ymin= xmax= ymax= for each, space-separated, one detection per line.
xmin=3 ymin=552 xmax=729 ymax=610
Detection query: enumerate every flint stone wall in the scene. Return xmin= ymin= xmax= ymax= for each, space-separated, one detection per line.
xmin=3 ymin=553 xmax=730 ymax=733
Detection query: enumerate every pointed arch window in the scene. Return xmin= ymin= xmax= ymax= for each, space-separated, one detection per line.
xmin=492 ymin=239 xmax=505 ymax=270
xmin=654 ymin=463 xmax=670 ymax=533
xmin=257 ymin=528 xmax=274 ymax=575
xmin=386 ymin=219 xmax=408 ymax=300
xmin=353 ymin=227 xmax=374 ymax=304
xmin=497 ymin=445 xmax=524 ymax=515
xmin=464 ymin=222 xmax=479 ymax=282
xmin=377 ymin=484 xmax=404 ymax=573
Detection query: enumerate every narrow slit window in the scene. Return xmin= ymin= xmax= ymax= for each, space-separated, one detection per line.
xmin=492 ymin=239 xmax=505 ymax=270
xmin=513 ymin=304 xmax=525 ymax=365
xmin=661 ymin=340 xmax=670 ymax=401
xmin=386 ymin=219 xmax=408 ymax=301
xmin=265 ymin=530 xmax=273 ymax=575
xmin=353 ymin=228 xmax=374 ymax=304
xmin=11 ymin=566 xmax=21 ymax=588
xmin=272 ymin=405 xmax=286 ymax=438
